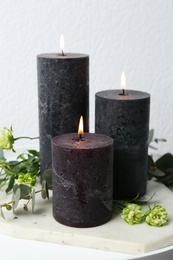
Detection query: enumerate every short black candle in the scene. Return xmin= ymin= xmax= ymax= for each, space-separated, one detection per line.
xmin=37 ymin=53 xmax=89 ymax=177
xmin=95 ymin=89 xmax=150 ymax=200
xmin=51 ymin=133 xmax=113 ymax=228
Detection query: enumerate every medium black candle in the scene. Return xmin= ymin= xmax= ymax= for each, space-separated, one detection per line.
xmin=95 ymin=75 xmax=150 ymax=200
xmin=37 ymin=48 xmax=89 ymax=176
xmin=51 ymin=130 xmax=113 ymax=228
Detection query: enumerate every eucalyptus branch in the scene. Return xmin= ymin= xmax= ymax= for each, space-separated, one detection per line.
xmin=0 ymin=180 xmax=49 ymax=219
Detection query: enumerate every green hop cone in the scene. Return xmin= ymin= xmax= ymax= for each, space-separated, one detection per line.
xmin=145 ymin=204 xmax=168 ymax=227
xmin=0 ymin=126 xmax=14 ymax=151
xmin=121 ymin=203 xmax=145 ymax=225
xmin=16 ymin=173 xmax=36 ymax=188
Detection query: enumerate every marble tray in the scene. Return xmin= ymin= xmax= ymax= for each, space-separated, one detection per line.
xmin=0 ymin=179 xmax=173 ymax=256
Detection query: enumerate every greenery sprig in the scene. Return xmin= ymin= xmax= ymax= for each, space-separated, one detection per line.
xmin=148 ymin=129 xmax=173 ymax=186
xmin=0 ymin=126 xmax=50 ymax=219
xmin=0 ymin=149 xmax=40 ymax=193
xmin=0 ymin=180 xmax=49 ymax=219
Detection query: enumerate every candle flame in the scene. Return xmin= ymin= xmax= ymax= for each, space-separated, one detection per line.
xmin=60 ymin=34 xmax=64 ymax=52
xmin=121 ymin=71 xmax=126 ymax=90
xmin=78 ymin=116 xmax=84 ymax=135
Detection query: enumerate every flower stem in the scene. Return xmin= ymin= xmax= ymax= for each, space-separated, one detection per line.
xmin=14 ymin=137 xmax=39 ymax=141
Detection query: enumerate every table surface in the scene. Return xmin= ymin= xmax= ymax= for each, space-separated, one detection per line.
xmin=0 ymin=233 xmax=173 ymax=260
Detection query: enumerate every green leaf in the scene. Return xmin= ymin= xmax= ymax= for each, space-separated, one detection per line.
xmin=13 ymin=184 xmax=31 ymax=199
xmin=12 ymin=193 xmax=15 ymax=214
xmin=8 ymin=160 xmax=19 ymax=166
xmin=0 ymin=148 xmax=4 ymax=160
xmin=43 ymin=169 xmax=52 ymax=187
xmin=32 ymin=188 xmax=35 ymax=213
xmin=155 ymin=153 xmax=173 ymax=170
xmin=0 ymin=206 xmax=5 ymax=219
xmin=41 ymin=180 xmax=49 ymax=199
xmin=165 ymin=168 xmax=173 ymax=175
xmin=28 ymin=150 xmax=40 ymax=157
xmin=155 ymin=169 xmax=173 ymax=186
xmin=156 ymin=175 xmax=173 ymax=186
xmin=14 ymin=188 xmax=21 ymax=210
xmin=0 ymin=179 xmax=7 ymax=189
xmin=148 ymin=155 xmax=155 ymax=168
xmin=148 ymin=168 xmax=165 ymax=177
xmin=6 ymin=174 xmax=15 ymax=193
xmin=148 ymin=129 xmax=154 ymax=144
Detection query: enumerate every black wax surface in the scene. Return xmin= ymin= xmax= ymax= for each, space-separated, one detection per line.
xmin=37 ymin=53 xmax=88 ymax=59
xmin=95 ymin=89 xmax=150 ymax=199
xmin=52 ymin=133 xmax=113 ymax=228
xmin=37 ymin=53 xmax=89 ymax=177
xmin=96 ymin=89 xmax=149 ymax=100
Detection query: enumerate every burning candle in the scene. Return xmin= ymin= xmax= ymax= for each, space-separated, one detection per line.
xmin=37 ymin=35 xmax=89 ymax=177
xmin=95 ymin=73 xmax=150 ymax=199
xmin=51 ymin=116 xmax=113 ymax=228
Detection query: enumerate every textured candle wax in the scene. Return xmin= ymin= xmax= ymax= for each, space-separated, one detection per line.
xmin=51 ymin=133 xmax=113 ymax=228
xmin=95 ymin=90 xmax=150 ymax=200
xmin=37 ymin=53 xmax=89 ymax=176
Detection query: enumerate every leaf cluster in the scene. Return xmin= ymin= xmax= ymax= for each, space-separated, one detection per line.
xmin=0 ymin=149 xmax=40 ymax=193
xmin=148 ymin=153 xmax=173 ymax=186
xmin=148 ymin=129 xmax=173 ymax=186
xmin=0 ymin=180 xmax=49 ymax=219
xmin=0 ymin=145 xmax=53 ymax=219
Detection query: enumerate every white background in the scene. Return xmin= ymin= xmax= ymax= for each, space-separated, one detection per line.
xmin=0 ymin=0 xmax=173 ymax=154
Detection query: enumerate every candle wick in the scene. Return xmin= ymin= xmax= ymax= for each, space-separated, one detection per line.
xmin=122 ymin=88 xmax=125 ymax=95
xmin=79 ymin=134 xmax=82 ymax=141
xmin=61 ymin=50 xmax=65 ymax=56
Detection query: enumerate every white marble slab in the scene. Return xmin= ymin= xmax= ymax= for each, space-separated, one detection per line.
xmin=0 ymin=180 xmax=173 ymax=255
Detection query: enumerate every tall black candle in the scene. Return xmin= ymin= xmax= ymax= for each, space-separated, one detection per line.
xmin=51 ymin=132 xmax=113 ymax=228
xmin=95 ymin=89 xmax=150 ymax=200
xmin=37 ymin=53 xmax=89 ymax=176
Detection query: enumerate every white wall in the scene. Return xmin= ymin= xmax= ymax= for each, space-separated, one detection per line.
xmin=0 ymin=0 xmax=173 ymax=155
